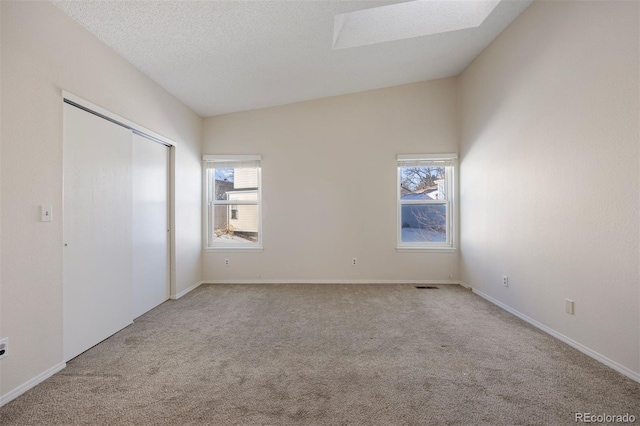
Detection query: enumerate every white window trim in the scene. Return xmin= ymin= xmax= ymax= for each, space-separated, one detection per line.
xmin=203 ymin=154 xmax=262 ymax=162
xmin=203 ymin=155 xmax=263 ymax=252
xmin=396 ymin=153 xmax=457 ymax=252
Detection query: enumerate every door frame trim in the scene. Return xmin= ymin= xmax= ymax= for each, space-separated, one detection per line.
xmin=63 ymin=91 xmax=176 ymax=147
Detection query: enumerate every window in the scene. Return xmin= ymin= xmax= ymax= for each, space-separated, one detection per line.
xmin=204 ymin=155 xmax=262 ymax=250
xmin=397 ymin=154 xmax=457 ymax=250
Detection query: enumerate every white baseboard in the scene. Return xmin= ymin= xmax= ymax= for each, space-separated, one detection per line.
xmin=0 ymin=362 xmax=66 ymax=407
xmin=468 ymin=285 xmax=640 ymax=384
xmin=457 ymin=281 xmax=472 ymax=290
xmin=172 ymin=281 xmax=204 ymax=299
xmin=202 ymin=279 xmax=460 ymax=285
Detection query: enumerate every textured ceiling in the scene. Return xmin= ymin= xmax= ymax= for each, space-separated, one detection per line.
xmin=53 ymin=0 xmax=532 ymax=117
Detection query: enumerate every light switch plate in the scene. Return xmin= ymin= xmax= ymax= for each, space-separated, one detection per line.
xmin=41 ymin=205 xmax=52 ymax=222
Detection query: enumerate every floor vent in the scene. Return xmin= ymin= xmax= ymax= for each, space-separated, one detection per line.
xmin=415 ymin=286 xmax=439 ymax=289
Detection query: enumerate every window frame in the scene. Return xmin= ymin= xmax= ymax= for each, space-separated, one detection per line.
xmin=203 ymin=154 xmax=263 ymax=252
xmin=396 ymin=153 xmax=457 ymax=252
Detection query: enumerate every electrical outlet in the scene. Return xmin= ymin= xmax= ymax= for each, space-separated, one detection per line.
xmin=224 ymin=258 xmax=230 ymax=267
xmin=0 ymin=338 xmax=8 ymax=360
xmin=352 ymin=258 xmax=357 ymax=266
xmin=565 ymin=299 xmax=574 ymax=315
xmin=502 ymin=275 xmax=509 ymax=287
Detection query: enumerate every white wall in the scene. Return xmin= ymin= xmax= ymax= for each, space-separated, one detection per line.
xmin=203 ymin=79 xmax=459 ymax=283
xmin=459 ymin=0 xmax=639 ymax=376
xmin=0 ymin=1 xmax=202 ymax=400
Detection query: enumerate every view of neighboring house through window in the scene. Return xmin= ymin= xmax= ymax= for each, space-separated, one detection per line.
xmin=397 ymin=154 xmax=457 ymax=250
xmin=204 ymin=155 xmax=262 ymax=249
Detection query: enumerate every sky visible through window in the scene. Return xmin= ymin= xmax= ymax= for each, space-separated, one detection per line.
xmin=215 ymin=168 xmax=234 ymax=182
xmin=400 ymin=166 xmax=444 ymax=196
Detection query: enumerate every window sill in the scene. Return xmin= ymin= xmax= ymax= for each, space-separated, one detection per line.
xmin=396 ymin=246 xmax=457 ymax=253
xmin=205 ymin=246 xmax=263 ymax=253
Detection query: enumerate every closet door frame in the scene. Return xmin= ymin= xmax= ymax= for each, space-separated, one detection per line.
xmin=62 ymin=91 xmax=177 ymax=337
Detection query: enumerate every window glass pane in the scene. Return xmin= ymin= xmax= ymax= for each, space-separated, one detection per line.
xmin=401 ymin=204 xmax=446 ymax=243
xmin=400 ymin=166 xmax=446 ymax=200
xmin=212 ymin=204 xmax=259 ymax=245
xmin=214 ymin=167 xmax=259 ymax=201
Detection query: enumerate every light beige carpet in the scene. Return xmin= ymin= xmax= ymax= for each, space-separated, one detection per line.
xmin=1 ymin=284 xmax=638 ymax=425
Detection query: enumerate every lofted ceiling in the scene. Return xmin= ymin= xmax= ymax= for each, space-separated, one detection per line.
xmin=53 ymin=0 xmax=532 ymax=117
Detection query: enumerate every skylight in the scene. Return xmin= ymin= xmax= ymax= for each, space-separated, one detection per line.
xmin=333 ymin=0 xmax=501 ymax=50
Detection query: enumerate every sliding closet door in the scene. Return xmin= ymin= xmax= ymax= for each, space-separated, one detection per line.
xmin=63 ymin=103 xmax=133 ymax=362
xmin=132 ymin=133 xmax=170 ymax=318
